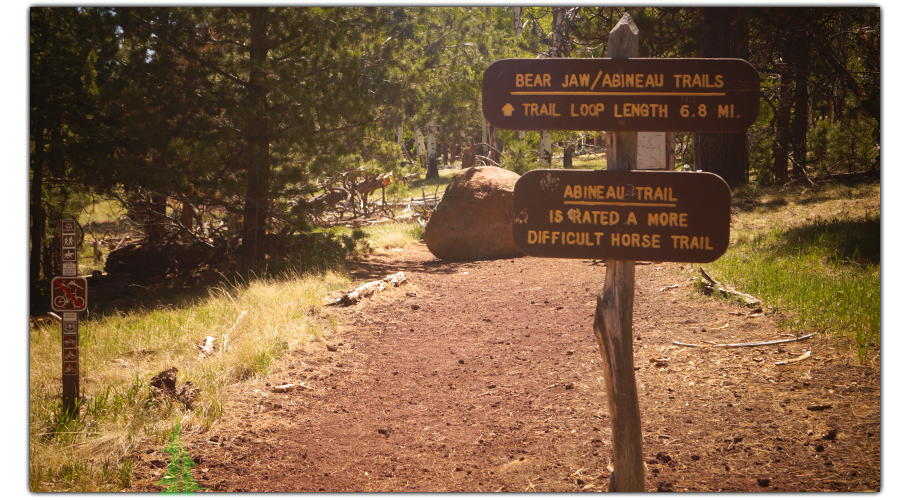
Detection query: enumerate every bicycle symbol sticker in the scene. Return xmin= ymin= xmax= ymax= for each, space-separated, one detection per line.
xmin=51 ymin=277 xmax=88 ymax=312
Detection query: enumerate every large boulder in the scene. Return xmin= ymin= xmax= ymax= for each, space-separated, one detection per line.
xmin=422 ymin=166 xmax=525 ymax=261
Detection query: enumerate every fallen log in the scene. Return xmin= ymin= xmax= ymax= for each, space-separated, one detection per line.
xmin=697 ymin=266 xmax=761 ymax=307
xmin=356 ymin=172 xmax=393 ymax=195
xmin=306 ymin=187 xmax=351 ymax=208
xmin=327 ymin=271 xmax=408 ymax=306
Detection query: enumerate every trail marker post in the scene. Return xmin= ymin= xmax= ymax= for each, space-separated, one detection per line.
xmin=53 ymin=219 xmax=87 ymax=416
xmin=481 ymin=13 xmax=758 ymax=492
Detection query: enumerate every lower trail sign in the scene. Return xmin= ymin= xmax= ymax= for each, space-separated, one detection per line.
xmin=513 ymin=169 xmax=731 ymax=262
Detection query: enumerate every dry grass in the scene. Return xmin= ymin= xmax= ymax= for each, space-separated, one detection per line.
xmin=29 ymin=270 xmax=349 ymax=491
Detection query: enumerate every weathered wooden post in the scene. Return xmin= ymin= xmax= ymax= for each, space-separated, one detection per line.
xmin=593 ymin=13 xmax=643 ymax=492
xmin=482 ymin=10 xmax=759 ymax=494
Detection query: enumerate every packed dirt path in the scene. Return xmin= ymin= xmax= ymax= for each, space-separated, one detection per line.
xmin=129 ymin=242 xmax=880 ymax=492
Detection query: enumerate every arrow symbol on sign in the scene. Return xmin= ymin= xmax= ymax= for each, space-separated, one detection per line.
xmin=502 ymin=103 xmax=515 ymax=116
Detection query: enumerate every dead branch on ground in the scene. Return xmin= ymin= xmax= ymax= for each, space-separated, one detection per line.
xmin=672 ymin=332 xmax=816 ymax=348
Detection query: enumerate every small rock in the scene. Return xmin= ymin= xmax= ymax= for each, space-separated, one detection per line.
xmin=815 ymin=443 xmax=825 ymax=453
xmin=657 ymin=481 xmax=675 ymax=492
xmin=757 ymin=477 xmax=772 ymax=488
xmin=326 ymin=344 xmax=338 ymax=352
xmin=565 ymin=383 xmax=575 ymax=390
xmin=656 ymin=451 xmax=673 ymax=464
xmin=411 ymin=304 xmax=420 ymax=310
xmin=823 ymin=429 xmax=838 ymax=440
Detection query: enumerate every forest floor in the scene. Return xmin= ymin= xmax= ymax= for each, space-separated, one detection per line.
xmin=127 ymin=242 xmax=880 ymax=492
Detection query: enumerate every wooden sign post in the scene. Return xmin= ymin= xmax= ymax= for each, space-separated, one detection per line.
xmin=594 ymin=15 xmax=643 ymax=492
xmin=52 ymin=219 xmax=87 ymax=416
xmin=482 ymin=13 xmax=759 ymax=492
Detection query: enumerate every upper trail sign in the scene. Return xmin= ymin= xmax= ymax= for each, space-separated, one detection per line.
xmin=482 ymin=58 xmax=759 ymax=132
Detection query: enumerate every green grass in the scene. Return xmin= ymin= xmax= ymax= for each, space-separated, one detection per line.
xmin=700 ymin=182 xmax=880 ymax=362
xmin=384 ymin=168 xmax=456 ymax=204
xmin=571 ymin=152 xmax=607 ymax=170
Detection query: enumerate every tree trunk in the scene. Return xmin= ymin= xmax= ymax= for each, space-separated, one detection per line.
xmin=696 ymin=7 xmax=750 ymax=188
xmin=488 ymin=124 xmax=501 ymax=164
xmin=241 ymin=7 xmax=271 ymax=275
xmin=790 ymin=32 xmax=811 ymax=181
xmin=147 ymin=193 xmax=168 ymax=243
xmin=772 ymin=71 xmax=792 ymax=183
xmin=425 ymin=121 xmax=439 ymax=179
xmin=30 ymin=111 xmax=46 ymax=291
xmin=540 ymin=132 xmax=552 ymax=167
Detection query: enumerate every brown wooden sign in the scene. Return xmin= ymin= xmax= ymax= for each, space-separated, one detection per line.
xmin=483 ymin=58 xmax=759 ymax=132
xmin=513 ymin=169 xmax=731 ymax=262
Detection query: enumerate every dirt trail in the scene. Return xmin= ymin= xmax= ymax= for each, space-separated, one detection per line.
xmin=128 ymin=242 xmax=880 ymax=492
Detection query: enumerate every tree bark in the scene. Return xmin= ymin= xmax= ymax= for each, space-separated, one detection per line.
xmin=241 ymin=7 xmax=272 ymax=275
xmin=425 ymin=121 xmax=439 ymax=179
xmin=772 ymin=71 xmax=793 ymax=183
xmin=789 ymin=31 xmax=811 ymax=181
xmin=30 ymin=110 xmax=46 ymax=291
xmin=696 ymin=7 xmax=749 ymax=188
